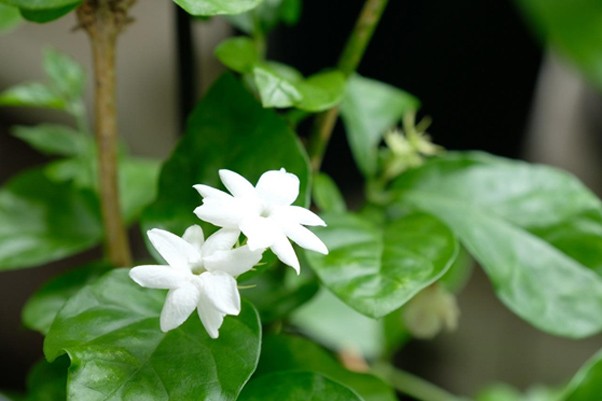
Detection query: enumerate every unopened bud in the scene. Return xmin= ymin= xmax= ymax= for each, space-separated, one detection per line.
xmin=403 ymin=284 xmax=459 ymax=339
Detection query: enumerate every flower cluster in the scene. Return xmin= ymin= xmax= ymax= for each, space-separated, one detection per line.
xmin=130 ymin=168 xmax=328 ymax=338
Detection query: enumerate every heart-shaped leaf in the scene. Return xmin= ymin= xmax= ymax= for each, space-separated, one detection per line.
xmin=306 ymin=212 xmax=458 ymax=318
xmin=44 ymin=269 xmax=262 ymax=401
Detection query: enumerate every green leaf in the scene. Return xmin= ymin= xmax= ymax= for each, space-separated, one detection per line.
xmin=306 ymin=212 xmax=458 ymax=318
xmin=340 ymin=74 xmax=420 ymax=177
xmin=119 ymin=157 xmax=160 ymax=223
xmin=0 ymin=3 xmax=21 ymax=33
xmin=239 ymin=371 xmax=364 ymax=401
xmin=173 ymin=0 xmax=263 ymax=16
xmin=255 ymin=334 xmax=396 ymax=401
xmin=253 ymin=65 xmax=345 ymax=111
xmin=24 ymin=357 xmax=68 ymax=401
xmin=312 ymin=172 xmax=346 ymax=214
xmin=0 ymin=0 xmax=80 ymax=10
xmin=44 ymin=269 xmax=262 ymax=401
xmin=12 ymin=124 xmax=90 ymax=156
xmin=141 ymin=73 xmax=310 ymax=239
xmin=515 ymin=0 xmax=602 ymax=90
xmin=19 ymin=3 xmax=76 ymax=22
xmin=392 ymin=152 xmax=602 ymax=337
xmin=215 ymin=36 xmax=261 ymax=73
xmin=43 ymin=48 xmax=85 ymax=99
xmin=0 ymin=82 xmax=65 ymax=109
xmin=563 ymin=349 xmax=602 ymax=401
xmin=22 ymin=262 xmax=110 ymax=335
xmin=0 ymin=168 xmax=102 ymax=270
xmin=226 ymin=0 xmax=301 ymax=34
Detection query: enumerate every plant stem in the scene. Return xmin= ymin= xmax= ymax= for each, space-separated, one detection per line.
xmin=372 ymin=363 xmax=468 ymax=401
xmin=77 ymin=0 xmax=135 ymax=267
xmin=308 ymin=0 xmax=389 ymax=172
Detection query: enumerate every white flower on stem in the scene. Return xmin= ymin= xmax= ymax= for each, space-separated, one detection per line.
xmin=129 ymin=225 xmax=262 ymax=338
xmin=193 ymin=168 xmax=328 ymax=273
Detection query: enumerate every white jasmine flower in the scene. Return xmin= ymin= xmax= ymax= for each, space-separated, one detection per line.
xmin=129 ymin=225 xmax=262 ymax=338
xmin=193 ymin=168 xmax=328 ymax=273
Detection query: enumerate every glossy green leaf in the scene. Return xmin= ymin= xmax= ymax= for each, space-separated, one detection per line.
xmin=215 ymin=36 xmax=260 ymax=73
xmin=141 ymin=73 xmax=310 ymax=239
xmin=44 ymin=269 xmax=262 ymax=401
xmin=0 ymin=3 xmax=21 ymax=33
xmin=12 ymin=124 xmax=89 ymax=156
xmin=392 ymin=152 xmax=602 ymax=337
xmin=253 ymin=65 xmax=345 ymax=111
xmin=515 ymin=0 xmax=602 ymax=90
xmin=173 ymin=0 xmax=263 ymax=16
xmin=43 ymin=48 xmax=85 ymax=99
xmin=0 ymin=82 xmax=65 ymax=109
xmin=563 ymin=349 xmax=602 ymax=401
xmin=239 ymin=371 xmax=363 ymax=401
xmin=19 ymin=3 xmax=76 ymax=22
xmin=22 ymin=262 xmax=110 ymax=335
xmin=256 ymin=334 xmax=396 ymax=401
xmin=0 ymin=168 xmax=102 ymax=270
xmin=306 ymin=212 xmax=458 ymax=318
xmin=24 ymin=357 xmax=68 ymax=401
xmin=0 ymin=0 xmax=80 ymax=10
xmin=340 ymin=74 xmax=420 ymax=177
xmin=312 ymin=172 xmax=346 ymax=214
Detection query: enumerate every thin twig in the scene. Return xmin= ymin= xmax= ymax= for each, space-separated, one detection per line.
xmin=308 ymin=0 xmax=390 ymax=172
xmin=372 ymin=363 xmax=470 ymax=401
xmin=77 ymin=0 xmax=135 ymax=267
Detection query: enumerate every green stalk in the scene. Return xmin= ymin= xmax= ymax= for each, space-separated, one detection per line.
xmin=308 ymin=0 xmax=390 ymax=172
xmin=372 ymin=363 xmax=470 ymax=401
xmin=77 ymin=0 xmax=135 ymax=267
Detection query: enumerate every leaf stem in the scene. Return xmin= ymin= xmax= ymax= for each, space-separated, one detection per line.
xmin=372 ymin=363 xmax=469 ymax=401
xmin=308 ymin=0 xmax=389 ymax=172
xmin=77 ymin=0 xmax=135 ymax=267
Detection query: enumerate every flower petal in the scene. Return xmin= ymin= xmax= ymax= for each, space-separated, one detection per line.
xmin=194 ymin=197 xmax=249 ymax=229
xmin=240 ymin=215 xmax=281 ymax=250
xmin=196 ymin=293 xmax=226 ymax=339
xmin=198 ymin=271 xmax=241 ymax=315
xmin=202 ymin=228 xmax=240 ymax=256
xmin=284 ymin=205 xmax=327 ymax=226
xmin=129 ymin=265 xmax=188 ymax=289
xmin=160 ymin=283 xmax=200 ymax=332
xmin=183 ymin=224 xmax=204 ymax=249
xmin=204 ymin=246 xmax=263 ymax=276
xmin=283 ymin=223 xmax=329 ymax=255
xmin=147 ymin=228 xmax=201 ymax=271
xmin=219 ymin=169 xmax=257 ymax=198
xmin=271 ymin=236 xmax=300 ymax=274
xmin=256 ymin=169 xmax=299 ymax=206
xmin=193 ymin=184 xmax=232 ymax=200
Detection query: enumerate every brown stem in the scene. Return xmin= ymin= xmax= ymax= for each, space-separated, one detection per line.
xmin=308 ymin=0 xmax=390 ymax=172
xmin=77 ymin=0 xmax=135 ymax=267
